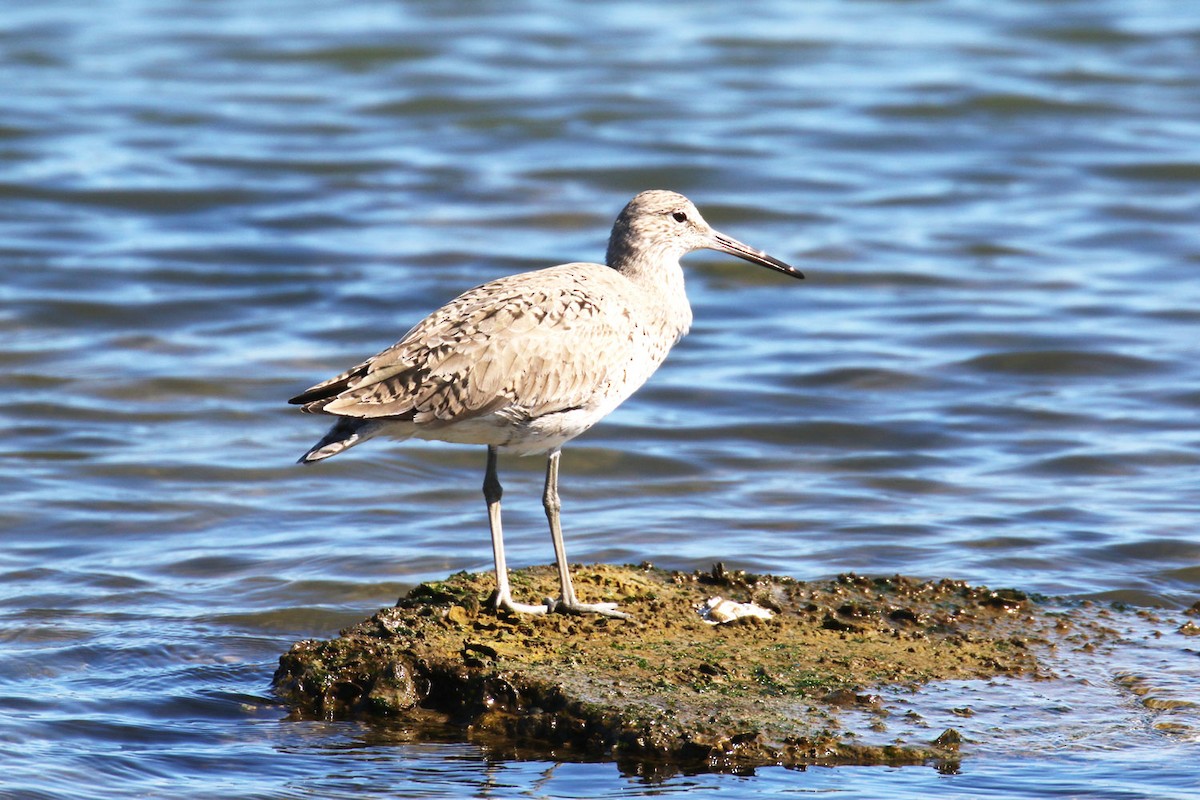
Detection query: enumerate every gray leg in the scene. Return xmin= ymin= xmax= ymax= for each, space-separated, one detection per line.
xmin=485 ymin=446 xmax=549 ymax=615
xmin=543 ymin=449 xmax=630 ymax=619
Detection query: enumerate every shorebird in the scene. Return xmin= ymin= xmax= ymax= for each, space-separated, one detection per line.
xmin=291 ymin=190 xmax=803 ymax=618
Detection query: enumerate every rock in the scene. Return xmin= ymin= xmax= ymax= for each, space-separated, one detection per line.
xmin=933 ymin=728 xmax=962 ymax=747
xmin=271 ymin=565 xmax=1072 ymax=771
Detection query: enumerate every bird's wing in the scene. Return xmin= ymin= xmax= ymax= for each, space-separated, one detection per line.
xmin=292 ymin=264 xmax=644 ymax=427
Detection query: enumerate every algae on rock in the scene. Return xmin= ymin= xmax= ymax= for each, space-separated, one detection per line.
xmin=274 ymin=564 xmax=1051 ymax=770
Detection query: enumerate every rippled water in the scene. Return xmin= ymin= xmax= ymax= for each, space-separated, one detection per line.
xmin=3 ymin=0 xmax=1199 ymax=797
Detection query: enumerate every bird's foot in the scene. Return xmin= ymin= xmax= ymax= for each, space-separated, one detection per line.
xmin=492 ymin=591 xmax=551 ymax=616
xmin=490 ymin=590 xmax=631 ymax=619
xmin=549 ymin=597 xmax=632 ymax=620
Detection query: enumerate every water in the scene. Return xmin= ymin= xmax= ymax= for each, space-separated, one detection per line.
xmin=2 ymin=0 xmax=1199 ymax=796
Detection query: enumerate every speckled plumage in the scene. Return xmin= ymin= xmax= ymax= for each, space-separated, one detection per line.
xmin=292 ymin=261 xmax=687 ymax=457
xmin=291 ymin=190 xmax=803 ymax=617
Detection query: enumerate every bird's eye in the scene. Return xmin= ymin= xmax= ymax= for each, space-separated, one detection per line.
xmin=672 ymin=211 xmax=688 ymax=223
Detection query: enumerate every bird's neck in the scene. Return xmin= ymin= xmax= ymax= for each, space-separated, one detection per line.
xmin=607 ymin=244 xmax=694 ymax=340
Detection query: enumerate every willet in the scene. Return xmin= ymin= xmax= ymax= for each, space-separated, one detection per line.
xmin=291 ymin=190 xmax=803 ymax=618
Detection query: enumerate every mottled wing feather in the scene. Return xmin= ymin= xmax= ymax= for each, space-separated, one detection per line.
xmin=299 ymin=264 xmax=641 ymax=427
xmin=288 ymin=363 xmax=364 ymax=406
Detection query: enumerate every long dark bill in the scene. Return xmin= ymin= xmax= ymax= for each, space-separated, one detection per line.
xmin=711 ymin=232 xmax=805 ymax=280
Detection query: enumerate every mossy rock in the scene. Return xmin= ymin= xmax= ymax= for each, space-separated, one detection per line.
xmin=274 ymin=564 xmax=1054 ymax=771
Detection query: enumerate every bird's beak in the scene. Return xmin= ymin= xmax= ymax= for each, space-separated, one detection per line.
xmin=710 ymin=231 xmax=805 ymax=280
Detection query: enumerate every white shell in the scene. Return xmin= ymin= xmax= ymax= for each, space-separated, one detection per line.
xmin=697 ymin=596 xmax=775 ymax=625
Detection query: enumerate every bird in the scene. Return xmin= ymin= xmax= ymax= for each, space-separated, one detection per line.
xmin=290 ymin=190 xmax=803 ymax=619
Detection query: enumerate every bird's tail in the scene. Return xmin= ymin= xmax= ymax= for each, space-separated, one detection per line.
xmin=297 ymin=417 xmax=384 ymax=464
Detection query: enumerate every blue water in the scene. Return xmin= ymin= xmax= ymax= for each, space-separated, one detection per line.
xmin=2 ymin=0 xmax=1199 ymax=797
